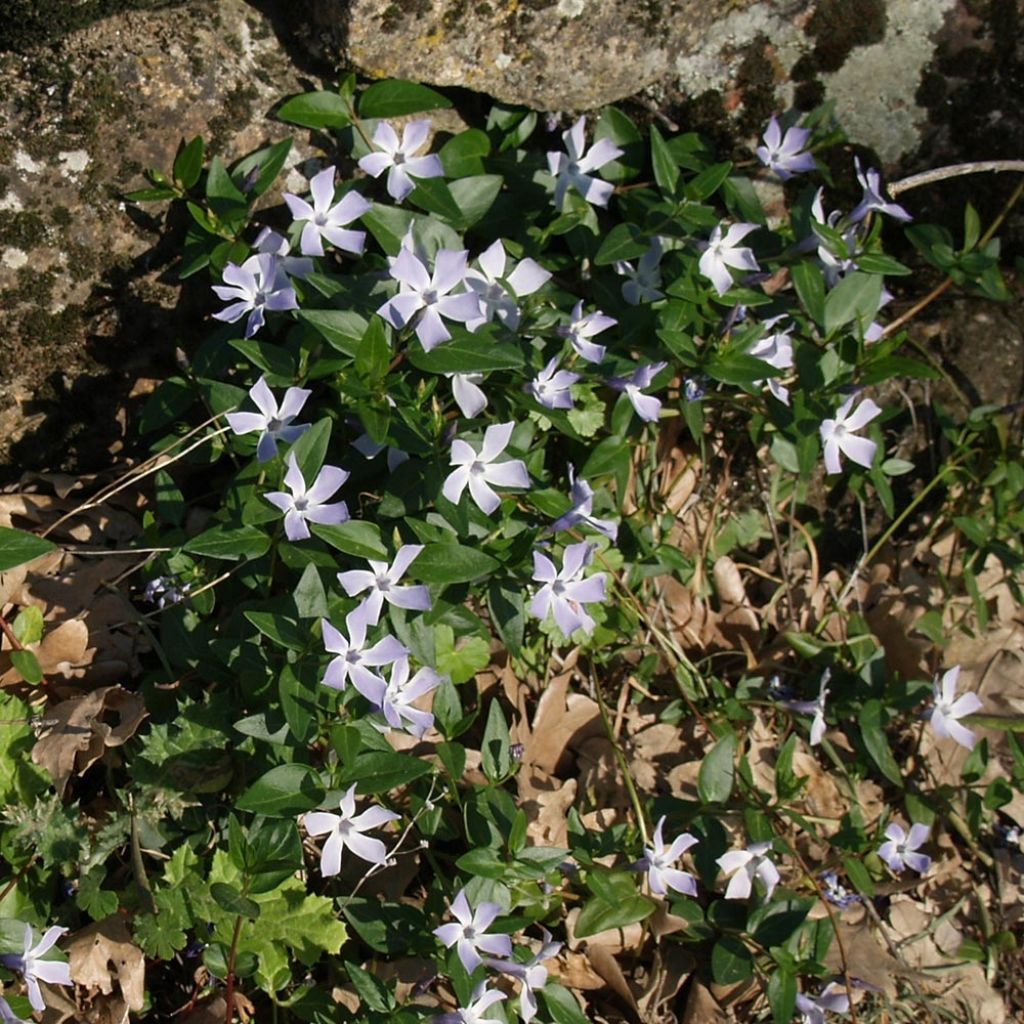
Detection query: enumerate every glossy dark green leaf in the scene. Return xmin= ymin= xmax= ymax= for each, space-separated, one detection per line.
xmin=594 ymin=222 xmax=650 ymax=266
xmin=574 ymin=893 xmax=654 ymax=938
xmin=0 ymin=527 xmax=56 ymax=571
xmin=236 ymin=764 xmax=325 ymax=817
xmin=698 ymin=732 xmax=737 ymax=804
xmin=481 ymin=699 xmax=511 ymax=783
xmin=310 ymin=521 xmax=388 ymax=560
xmin=414 ymin=543 xmax=500 ymax=584
xmin=343 ymin=751 xmax=432 ymax=793
xmin=710 ymin=936 xmax=754 ymax=985
xmin=859 ymin=699 xmax=903 ymax=786
xmin=276 ymin=90 xmax=351 ymax=130
xmin=358 ymin=79 xmax=452 ymax=119
xmin=210 ymin=883 xmax=260 ymax=919
xmin=297 ymin=309 xmax=369 ymax=356
xmin=173 ymin=135 xmax=204 ymax=189
xmin=184 ymin=524 xmax=270 ymax=561
xmin=407 ymin=323 xmax=524 ymax=373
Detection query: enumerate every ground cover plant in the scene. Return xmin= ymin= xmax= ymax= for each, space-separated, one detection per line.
xmin=0 ymin=74 xmax=1023 ymax=1024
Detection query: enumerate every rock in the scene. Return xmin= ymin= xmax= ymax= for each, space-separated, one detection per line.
xmin=0 ymin=0 xmax=312 ymax=476
xmin=0 ymin=0 xmax=185 ymax=52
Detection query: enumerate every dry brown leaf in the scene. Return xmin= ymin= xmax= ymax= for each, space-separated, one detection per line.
xmin=522 ymin=670 xmax=602 ymax=776
xmin=32 ymin=686 xmax=147 ymax=796
xmin=636 ymin=944 xmax=694 ymax=1023
xmin=584 ymin=942 xmax=638 ymax=1016
xmin=182 ymin=993 xmax=255 ymax=1024
xmin=681 ymin=981 xmax=727 ymax=1024
xmin=518 ymin=768 xmax=576 ymax=848
xmin=67 ymin=916 xmax=145 ymax=1012
xmin=548 ymin=950 xmax=606 ymax=991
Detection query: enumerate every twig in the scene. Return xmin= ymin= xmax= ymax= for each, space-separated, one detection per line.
xmin=223 ymin=913 xmax=244 ymax=1024
xmin=889 ymin=160 xmax=1024 ymax=197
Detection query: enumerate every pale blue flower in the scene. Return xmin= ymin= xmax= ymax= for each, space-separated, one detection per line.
xmin=638 ymin=816 xmax=699 ymax=897
xmin=212 ymin=253 xmax=298 ymax=338
xmin=609 ymin=362 xmax=666 ymax=423
xmin=756 ymin=116 xmax=816 ymax=180
xmin=820 ymin=395 xmax=881 ymax=474
xmin=442 ymin=422 xmax=529 ymax=515
xmin=530 ymin=541 xmax=606 ymax=637
xmin=529 ymin=357 xmax=578 ymax=411
xmin=546 ymin=115 xmax=623 ymax=211
xmin=557 ymin=300 xmax=616 ymax=364
xmin=698 ymin=222 xmax=760 ymax=296
xmin=614 ymin=237 xmax=664 ymax=304
xmin=878 ymin=822 xmax=930 ymax=875
xmin=321 ymin=602 xmax=407 ymax=692
xmin=354 ymin=656 xmax=441 ymax=739
xmin=716 ymin=841 xmax=779 ymax=900
xmin=796 ymin=982 xmax=850 ymax=1024
xmin=464 ymin=239 xmax=551 ymax=331
xmin=550 ymin=465 xmax=617 ymax=542
xmin=336 ymin=545 xmax=432 ymax=627
xmin=264 ymin=452 xmax=349 ymax=541
xmin=358 ymin=119 xmax=444 ymax=202
xmin=484 ymin=929 xmax=562 ymax=1024
xmin=225 ymin=376 xmax=311 ymax=462
xmin=433 ymin=889 xmax=512 ymax=974
xmin=283 ymin=165 xmax=370 ymax=257
xmin=303 ymin=785 xmax=399 ymax=876
xmin=0 ymin=923 xmax=71 ymax=1013
xmin=850 ymin=157 xmax=912 ymax=223
xmin=930 ymin=665 xmax=982 ymax=750
xmin=435 ymin=983 xmax=507 ymax=1024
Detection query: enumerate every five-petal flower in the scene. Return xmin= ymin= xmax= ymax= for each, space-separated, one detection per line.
xmin=550 ymin=466 xmax=618 ymax=541
xmin=614 ymin=237 xmax=665 ymax=305
xmin=609 ymin=361 xmax=667 ymax=423
xmin=716 ymin=841 xmax=780 ymax=900
xmin=225 ymin=376 xmax=311 ymax=462
xmin=819 ymin=394 xmax=881 ymax=474
xmin=336 ymin=544 xmax=432 ymax=627
xmin=546 ymin=115 xmax=623 ymax=211
xmin=264 ymin=452 xmax=349 ymax=541
xmin=784 ymin=668 xmax=831 ymax=747
xmin=442 ymin=422 xmax=530 ymax=515
xmin=435 ymin=983 xmax=507 ymax=1024
xmin=530 ymin=541 xmax=607 ymax=638
xmin=212 ymin=253 xmax=298 ymax=338
xmin=433 ymin=888 xmax=512 ymax=974
xmin=303 ymin=785 xmax=400 ymax=876
xmin=0 ymin=923 xmax=71 ymax=1013
xmin=748 ymin=316 xmax=794 ymax=405
xmin=756 ymin=116 xmax=816 ymax=180
xmin=484 ymin=929 xmax=562 ymax=1024
xmin=320 ymin=603 xmax=407 ymax=692
xmin=638 ymin=816 xmax=699 ymax=897
xmin=698 ymin=222 xmax=760 ymax=296
xmin=378 ymin=244 xmax=482 ymax=352
xmin=557 ymin=300 xmax=616 ymax=364
xmin=358 ymin=119 xmax=444 ymax=202
xmin=283 ymin=165 xmax=370 ymax=257
xmin=850 ymin=157 xmax=912 ymax=223
xmin=878 ymin=822 xmax=931 ymax=875
xmin=529 ymin=357 xmax=579 ymax=411
xmin=354 ymin=656 xmax=441 ymax=739
xmin=463 ymin=239 xmax=551 ymax=332
xmin=930 ymin=665 xmax=983 ymax=750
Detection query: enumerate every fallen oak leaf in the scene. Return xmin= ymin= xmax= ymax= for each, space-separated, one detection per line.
xmin=66 ymin=915 xmax=145 ymax=1012
xmin=32 ymin=686 xmax=147 ymax=796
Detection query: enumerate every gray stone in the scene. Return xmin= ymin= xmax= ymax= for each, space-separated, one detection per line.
xmin=0 ymin=0 xmax=312 ymax=473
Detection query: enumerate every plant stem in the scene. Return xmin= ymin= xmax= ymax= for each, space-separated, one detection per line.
xmin=223 ymin=913 xmax=244 ymax=1024
xmin=889 ymin=160 xmax=1024 ymax=197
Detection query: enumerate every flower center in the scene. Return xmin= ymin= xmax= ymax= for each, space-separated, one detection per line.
xmin=552 ymin=580 xmax=566 ymax=596
xmin=462 ymin=926 xmax=476 ymax=940
xmin=375 ymin=574 xmax=391 ymax=592
xmin=314 ymin=212 xmax=328 ymax=226
xmin=267 ymin=416 xmax=283 ymax=432
xmin=393 ymin=152 xmax=406 ymax=166
xmin=294 ymin=497 xmax=309 ymax=511
xmin=421 ymin=288 xmax=438 ymax=306
xmin=470 ymin=460 xmax=486 ymax=476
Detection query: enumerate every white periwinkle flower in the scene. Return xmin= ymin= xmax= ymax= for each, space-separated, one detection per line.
xmin=748 ymin=316 xmax=794 ymax=405
xmin=614 ymin=237 xmax=665 ymax=305
xmin=433 ymin=888 xmax=512 ymax=974
xmin=930 ymin=665 xmax=983 ymax=750
xmin=354 ymin=656 xmax=442 ymax=739
xmin=550 ymin=465 xmax=618 ymax=542
xmin=225 ymin=376 xmax=311 ymax=462
xmin=212 ymin=253 xmax=298 ymax=338
xmin=698 ymin=222 xmax=760 ymax=297
xmin=530 ymin=541 xmax=607 ymax=638
xmin=303 ymin=785 xmax=400 ymax=876
xmin=557 ymin=300 xmax=616 ymax=364
xmin=784 ymin=668 xmax=831 ymax=747
xmin=878 ymin=822 xmax=931 ymax=875
xmin=850 ymin=157 xmax=912 ymax=224
xmin=320 ymin=603 xmax=407 ymax=692
xmin=464 ymin=239 xmax=551 ymax=331
xmin=484 ymin=929 xmax=562 ymax=1024
xmin=609 ymin=361 xmax=667 ymax=423
xmin=529 ymin=357 xmax=579 ymax=411
xmin=0 ymin=923 xmax=72 ymax=1013
xmin=442 ymin=421 xmax=530 ymax=515
xmin=336 ymin=544 xmax=433 ymax=627
xmin=638 ymin=816 xmax=699 ymax=897
xmin=716 ymin=841 xmax=780 ymax=900
xmin=546 ymin=115 xmax=623 ymax=211
xmin=795 ymin=982 xmax=850 ymax=1024
xmin=264 ymin=451 xmax=349 ymax=541
xmin=377 ymin=243 xmax=482 ymax=352
xmin=435 ymin=982 xmax=507 ymax=1024
xmin=283 ymin=165 xmax=370 ymax=257
xmin=819 ymin=394 xmax=882 ymax=474
xmin=358 ymin=119 xmax=444 ymax=202
xmin=756 ymin=116 xmax=816 ymax=180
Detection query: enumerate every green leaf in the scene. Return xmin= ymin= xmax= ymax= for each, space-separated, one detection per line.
xmin=855 ymin=252 xmax=911 ymax=276
xmin=790 ymin=261 xmax=826 ymax=327
xmin=481 ymin=699 xmax=511 ymax=782
xmin=0 ymin=526 xmax=56 ymax=571
xmin=211 ymin=882 xmax=260 ymax=919
xmin=593 ymin=106 xmax=643 ymax=183
xmin=276 ymin=90 xmax=351 ymax=130
xmin=768 ymin=968 xmax=797 ymax=1024
xmin=574 ymin=893 xmax=654 ymax=938
xmin=435 ymin=624 xmax=490 ymax=685
xmin=244 ymin=610 xmax=307 ymax=651
xmin=487 ymin=580 xmax=525 ymax=659
xmin=10 ymin=651 xmax=41 ymax=685
xmin=774 ymin=733 xmax=805 ymax=801
xmin=580 ymin=436 xmax=629 ymax=479
xmin=823 ymin=272 xmax=883 ymax=335
xmin=343 ymin=750 xmax=432 ymax=794
xmin=293 ymin=563 xmax=329 ymax=619
xmin=842 ymin=856 xmax=874 ymax=898
xmin=232 ymin=138 xmax=293 ymax=199
xmin=650 ymin=124 xmax=680 ymax=194
xmin=184 ymin=523 xmax=270 ymax=561
xmin=711 ymin=936 xmax=754 ymax=985
xmin=409 ymin=176 xmax=464 ymax=223
xmin=540 ymin=983 xmax=591 ymax=1024
xmin=297 ymin=309 xmax=369 ymax=356
xmin=124 ymin=186 xmax=178 ymax=202
xmin=407 ymin=323 xmax=524 ymax=373
xmin=236 ymin=765 xmax=325 ymax=817
xmin=685 ymin=162 xmax=732 ymax=201
xmin=698 ymin=732 xmax=737 ymax=804
xmin=358 ymin=79 xmax=452 ymax=118
xmin=290 ymin=417 xmax=332 ymax=484
xmin=440 ymin=129 xmax=491 ymax=179
xmin=594 ymin=222 xmax=650 ymax=266
xmin=12 ymin=606 xmax=43 ymax=646
xmin=173 ymin=135 xmax=204 ymax=189
xmin=448 ymin=174 xmax=503 ymax=228
xmin=228 ymin=339 xmax=295 ymax=379
xmin=414 ymin=543 xmax=500 ymax=584
xmin=355 ymin=316 xmax=391 ymax=381
xmin=859 ymin=699 xmax=903 ymax=786
xmin=310 ymin=521 xmax=388 ymax=560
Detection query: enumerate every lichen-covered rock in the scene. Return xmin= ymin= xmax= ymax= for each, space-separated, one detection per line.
xmin=0 ymin=0 xmax=311 ymax=475
xmin=305 ymin=0 xmax=773 ymax=112
xmin=0 ymin=0 xmax=185 ymax=52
